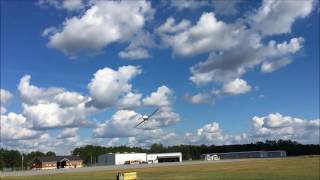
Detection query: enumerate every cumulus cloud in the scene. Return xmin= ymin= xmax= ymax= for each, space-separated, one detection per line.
xmin=94 ymin=107 xmax=180 ymax=139
xmin=190 ymin=37 xmax=304 ymax=85
xmin=53 ymin=91 xmax=86 ymax=107
xmin=119 ymin=47 xmax=150 ymax=60
xmin=249 ymin=0 xmax=314 ymax=36
xmin=87 ymin=66 xmax=142 ymax=109
xmin=183 ymin=111 xmax=319 ymax=145
xmin=127 ymin=130 xmax=179 ymax=147
xmin=37 ymin=0 xmax=84 ymax=12
xmin=18 ymin=75 xmax=93 ymax=129
xmin=169 ymin=0 xmax=209 ymax=11
xmin=106 ymin=138 xmax=120 ymax=147
xmin=212 ymin=0 xmax=240 ymax=16
xmin=184 ymin=92 xmax=213 ymax=104
xmin=160 ymin=13 xmax=243 ymax=56
xmin=1 ymin=89 xmax=13 ymax=114
xmin=184 ymin=122 xmax=248 ymax=145
xmin=252 ymin=113 xmax=320 ymax=144
xmin=157 ymin=17 xmax=191 ymax=34
xmin=94 ymin=110 xmax=141 ymax=138
xmin=118 ymin=31 xmax=153 ymax=60
xmin=0 ymin=89 xmax=13 ymax=104
xmin=62 ymin=0 xmax=84 ymax=11
xmin=147 ymin=106 xmax=180 ymax=128
xmin=22 ymin=101 xmax=90 ymax=129
xmin=222 ymin=78 xmax=252 ymax=95
xmin=18 ymin=75 xmax=64 ymax=105
xmin=43 ymin=0 xmax=154 ymax=58
xmin=117 ymin=92 xmax=142 ymax=110
xmin=3 ymin=133 xmax=52 ymax=153
xmin=157 ymin=2 xmax=312 ymax=102
xmin=261 ymin=58 xmax=292 ymax=73
xmin=57 ymin=128 xmax=78 ymax=139
xmin=1 ymin=112 xmax=40 ymax=140
xmin=143 ymin=86 xmax=173 ymax=107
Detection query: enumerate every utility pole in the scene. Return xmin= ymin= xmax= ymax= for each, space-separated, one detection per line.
xmin=90 ymin=152 xmax=92 ymax=166
xmin=21 ymin=155 xmax=24 ymax=170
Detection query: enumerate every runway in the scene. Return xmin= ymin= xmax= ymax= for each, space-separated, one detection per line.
xmin=1 ymin=158 xmax=282 ymax=177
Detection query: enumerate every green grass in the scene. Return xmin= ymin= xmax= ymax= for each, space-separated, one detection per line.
xmin=3 ymin=156 xmax=320 ymax=180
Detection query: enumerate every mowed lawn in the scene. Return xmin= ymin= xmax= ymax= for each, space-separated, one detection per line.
xmin=4 ymin=156 xmax=320 ymax=180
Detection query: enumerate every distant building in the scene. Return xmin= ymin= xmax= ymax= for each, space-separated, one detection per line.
xmin=98 ymin=152 xmax=183 ymax=165
xmin=201 ymin=150 xmax=286 ymax=160
xmin=31 ymin=156 xmax=83 ymax=170
xmin=147 ymin=153 xmax=182 ymax=164
xmin=98 ymin=153 xmax=147 ymax=165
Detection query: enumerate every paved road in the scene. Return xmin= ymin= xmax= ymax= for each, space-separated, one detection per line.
xmin=1 ymin=158 xmax=281 ymax=177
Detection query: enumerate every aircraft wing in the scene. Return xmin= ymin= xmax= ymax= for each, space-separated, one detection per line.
xmin=134 ymin=119 xmax=146 ymax=128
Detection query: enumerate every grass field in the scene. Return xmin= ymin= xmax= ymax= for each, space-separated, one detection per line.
xmin=3 ymin=156 xmax=320 ymax=180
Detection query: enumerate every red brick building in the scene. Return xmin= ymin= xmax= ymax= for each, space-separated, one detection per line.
xmin=31 ymin=156 xmax=83 ymax=169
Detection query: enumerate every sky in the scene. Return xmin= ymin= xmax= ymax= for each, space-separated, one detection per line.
xmin=0 ymin=0 xmax=319 ymax=155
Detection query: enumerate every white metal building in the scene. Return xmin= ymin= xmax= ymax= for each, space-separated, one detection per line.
xmin=98 ymin=152 xmax=182 ymax=165
xmin=147 ymin=153 xmax=182 ymax=164
xmin=97 ymin=153 xmax=147 ymax=165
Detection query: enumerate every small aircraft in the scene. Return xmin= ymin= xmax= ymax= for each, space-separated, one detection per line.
xmin=134 ymin=108 xmax=159 ymax=128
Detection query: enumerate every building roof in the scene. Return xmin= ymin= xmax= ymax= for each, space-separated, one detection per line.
xmin=34 ymin=156 xmax=82 ymax=162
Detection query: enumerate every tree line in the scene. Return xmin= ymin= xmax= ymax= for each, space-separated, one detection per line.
xmin=1 ymin=140 xmax=319 ymax=169
xmin=0 ymin=150 xmax=55 ymax=170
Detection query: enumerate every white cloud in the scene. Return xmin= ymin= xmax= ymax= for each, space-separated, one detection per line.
xmin=22 ymin=102 xmax=90 ymax=129
xmin=62 ymin=0 xmax=84 ymax=11
xmin=106 ymin=138 xmax=120 ymax=147
xmin=118 ymin=31 xmax=154 ymax=60
xmin=94 ymin=107 xmax=180 ymax=139
xmin=252 ymin=113 xmax=320 ymax=144
xmin=3 ymin=133 xmax=52 ymax=153
xmin=1 ymin=89 xmax=13 ymax=104
xmin=119 ymin=47 xmax=150 ymax=60
xmin=1 ymin=112 xmax=40 ymax=141
xmin=37 ymin=0 xmax=84 ymax=12
xmin=117 ymin=92 xmax=142 ymax=110
xmin=18 ymin=75 xmax=64 ymax=105
xmin=212 ymin=0 xmax=240 ymax=16
xmin=57 ymin=128 xmax=78 ymax=139
xmin=147 ymin=107 xmax=180 ymax=128
xmin=160 ymin=12 xmax=242 ymax=56
xmin=169 ymin=0 xmax=209 ymax=11
xmin=157 ymin=17 xmax=191 ymax=34
xmin=18 ymin=75 xmax=94 ymax=129
xmin=190 ymin=37 xmax=304 ymax=85
xmin=127 ymin=130 xmax=179 ymax=147
xmin=1 ymin=89 xmax=13 ymax=114
xmin=93 ymin=110 xmax=141 ymax=138
xmin=43 ymin=0 xmax=154 ymax=57
xmin=143 ymin=86 xmax=173 ymax=107
xmin=222 ymin=78 xmax=252 ymax=95
xmin=249 ymin=0 xmax=314 ymax=36
xmin=184 ymin=122 xmax=248 ymax=145
xmin=261 ymin=58 xmax=292 ymax=73
xmin=184 ymin=93 xmax=213 ymax=104
xmin=87 ymin=66 xmax=142 ymax=109
xmin=53 ymin=91 xmax=85 ymax=107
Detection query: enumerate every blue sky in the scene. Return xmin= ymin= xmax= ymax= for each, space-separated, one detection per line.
xmin=1 ymin=0 xmax=319 ymax=154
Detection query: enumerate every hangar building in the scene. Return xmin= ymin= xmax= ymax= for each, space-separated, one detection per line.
xmin=147 ymin=152 xmax=182 ymax=164
xmin=97 ymin=153 xmax=147 ymax=165
xmin=201 ymin=150 xmax=286 ymax=160
xmin=98 ymin=152 xmax=182 ymax=165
